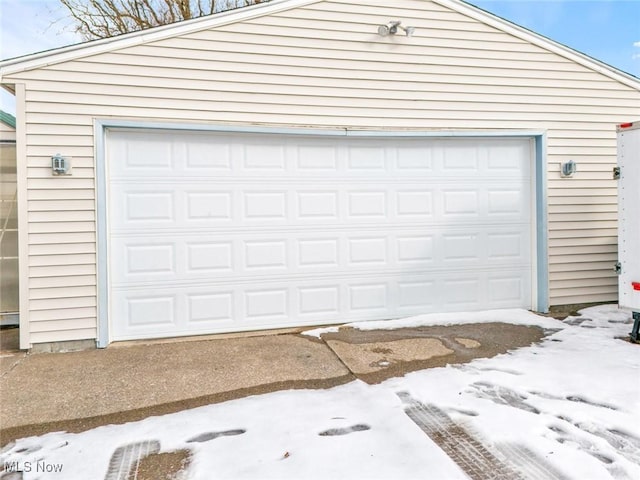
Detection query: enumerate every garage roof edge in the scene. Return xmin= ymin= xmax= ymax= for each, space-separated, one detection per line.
xmin=444 ymin=0 xmax=640 ymax=91
xmin=0 ymin=0 xmax=320 ymax=76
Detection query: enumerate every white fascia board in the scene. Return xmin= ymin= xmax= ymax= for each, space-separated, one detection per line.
xmin=437 ymin=0 xmax=640 ymax=91
xmin=0 ymin=0 xmax=320 ymax=77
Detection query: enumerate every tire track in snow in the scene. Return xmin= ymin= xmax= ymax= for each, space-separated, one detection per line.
xmin=397 ymin=392 xmax=567 ymax=480
xmin=104 ymin=440 xmax=160 ymax=480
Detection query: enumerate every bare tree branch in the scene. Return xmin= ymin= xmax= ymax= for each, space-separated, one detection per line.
xmin=58 ymin=0 xmax=262 ymax=40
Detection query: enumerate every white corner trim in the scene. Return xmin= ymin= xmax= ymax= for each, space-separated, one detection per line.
xmin=15 ymin=84 xmax=30 ymax=349
xmin=95 ymin=120 xmax=109 ymax=348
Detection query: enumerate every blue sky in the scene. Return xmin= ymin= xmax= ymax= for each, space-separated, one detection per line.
xmin=1 ymin=0 xmax=639 ymax=114
xmin=467 ymin=0 xmax=640 ymax=77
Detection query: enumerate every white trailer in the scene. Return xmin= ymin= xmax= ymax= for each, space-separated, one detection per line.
xmin=617 ymin=121 xmax=640 ymax=342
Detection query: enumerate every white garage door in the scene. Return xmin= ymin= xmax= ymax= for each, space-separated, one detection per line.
xmin=105 ymin=129 xmax=533 ymax=341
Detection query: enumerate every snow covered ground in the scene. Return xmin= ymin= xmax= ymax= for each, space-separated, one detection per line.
xmin=2 ymin=305 xmax=639 ymax=480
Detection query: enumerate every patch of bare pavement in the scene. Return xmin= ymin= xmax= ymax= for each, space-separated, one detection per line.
xmin=320 ymin=322 xmax=546 ymax=384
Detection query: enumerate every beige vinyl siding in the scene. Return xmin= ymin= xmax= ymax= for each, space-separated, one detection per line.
xmin=3 ymin=0 xmax=639 ymax=346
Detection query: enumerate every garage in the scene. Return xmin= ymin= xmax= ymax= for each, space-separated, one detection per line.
xmin=2 ymin=0 xmax=638 ymax=350
xmin=104 ymin=128 xmax=533 ymax=341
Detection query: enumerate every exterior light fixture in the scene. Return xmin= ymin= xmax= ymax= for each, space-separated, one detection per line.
xmin=378 ymin=21 xmax=415 ymax=37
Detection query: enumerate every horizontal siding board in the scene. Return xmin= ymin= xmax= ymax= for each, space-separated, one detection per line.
xmin=548 ymin=179 xmax=617 ymax=188
xmin=30 ymin=285 xmax=96 ymax=299
xmin=549 ymin=287 xmax=616 ymax=300
xmin=30 ymin=264 xmax=96 ymax=277
xmin=29 ymin=207 xmax=95 ymax=223
xmin=547 ymin=188 xmax=617 ymax=197
xmin=553 ymin=277 xmax=617 ymax=289
xmin=24 ymin=134 xmax=93 ymax=147
xmin=547 ymin=130 xmax=621 ymax=139
xmin=29 ymin=253 xmax=95 ymax=267
xmin=25 ymin=87 xmax=638 ymax=117
xmin=29 ymin=318 xmax=96 ymax=333
xmin=550 ymin=288 xmax=617 ymax=302
xmin=549 ymin=253 xmax=617 ymax=264
xmin=549 ymin=212 xmax=617 ymax=222
xmin=31 ymin=296 xmax=96 ymax=311
xmin=24 ymin=101 xmax=635 ymax=125
xmin=24 ymin=81 xmax=636 ymax=109
xmin=26 ymin=123 xmax=93 ymax=136
xmin=548 ymin=196 xmax=617 ymax=205
xmin=29 ymin=167 xmax=95 ymax=179
xmin=29 ymin=329 xmax=96 ymax=343
xmin=28 ymin=189 xmax=95 ymax=201
xmin=30 ymin=210 xmax=95 ymax=222
xmin=552 ymin=285 xmax=618 ymax=296
xmin=26 ymin=146 xmax=95 ymax=158
xmin=29 ymin=306 xmax=96 ymax=322
xmin=22 ymin=91 xmax=635 ymax=120
xmin=29 ymin=199 xmax=96 ymax=212
xmin=549 ymin=237 xmax=617 ymax=248
xmin=551 ymin=244 xmax=617 ymax=255
xmin=549 ymin=221 xmax=618 ymax=231
xmin=27 ymin=178 xmax=95 ymax=190
xmin=30 ymin=242 xmax=96 ymax=255
xmin=28 ymin=232 xmax=96 ymax=245
xmin=549 ymin=229 xmax=618 ymax=239
xmin=30 ymin=275 xmax=96 ymax=289
xmin=551 ymin=269 xmax=617 ymax=281
xmin=546 ymin=138 xmax=618 ymax=147
xmin=549 ymin=261 xmax=615 ymax=273
xmin=545 ymin=146 xmax=616 ymax=156
xmin=26 ymin=112 xmax=91 ymax=126
xmin=28 ymin=222 xmax=96 ymax=234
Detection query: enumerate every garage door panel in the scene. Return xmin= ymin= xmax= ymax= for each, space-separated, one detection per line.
xmin=298 ymin=285 xmax=340 ymax=316
xmin=107 ymin=130 xmax=533 ymax=341
xmin=188 ymin=291 xmax=234 ymax=324
xmin=111 ymin=292 xmax=178 ymax=338
xmin=110 ymin=266 xmax=532 ymax=341
xmin=488 ymin=275 xmax=528 ymax=305
xmin=108 ymin=132 xmax=530 ymax=180
xmin=186 ymin=191 xmax=233 ymax=221
xmin=111 ymin=225 xmax=530 ymax=286
xmin=186 ymin=241 xmax=233 ymax=273
xmin=109 ymin=181 xmax=529 ymax=231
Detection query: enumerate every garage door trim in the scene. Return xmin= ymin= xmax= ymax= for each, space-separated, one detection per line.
xmin=94 ymin=120 xmax=548 ymax=348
